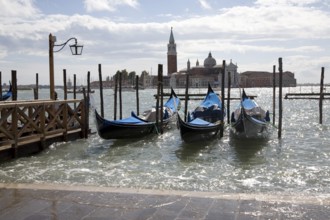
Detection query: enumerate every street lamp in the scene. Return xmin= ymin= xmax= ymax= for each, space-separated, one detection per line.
xmin=49 ymin=33 xmax=83 ymax=100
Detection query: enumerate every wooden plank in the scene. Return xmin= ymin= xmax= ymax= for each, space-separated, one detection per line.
xmin=154 ymin=93 xmax=257 ymax=100
xmin=285 ymin=92 xmax=330 ymax=99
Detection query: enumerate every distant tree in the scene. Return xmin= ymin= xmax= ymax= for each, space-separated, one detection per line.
xmin=128 ymin=71 xmax=136 ymax=85
xmin=140 ymin=70 xmax=149 ymax=80
xmin=140 ymin=70 xmax=149 ymax=87
xmin=121 ymin=69 xmax=128 ymax=81
xmin=114 ymin=70 xmax=121 ymax=78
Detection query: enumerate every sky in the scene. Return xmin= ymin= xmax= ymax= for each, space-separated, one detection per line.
xmin=1 ymin=0 xmax=330 ymax=85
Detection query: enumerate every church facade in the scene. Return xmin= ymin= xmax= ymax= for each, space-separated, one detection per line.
xmin=165 ymin=28 xmax=239 ymax=88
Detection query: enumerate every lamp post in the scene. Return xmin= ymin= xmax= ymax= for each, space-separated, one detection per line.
xmin=48 ymin=33 xmax=83 ymax=100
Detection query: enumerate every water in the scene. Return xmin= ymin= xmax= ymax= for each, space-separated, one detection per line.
xmin=1 ymin=87 xmax=330 ymax=197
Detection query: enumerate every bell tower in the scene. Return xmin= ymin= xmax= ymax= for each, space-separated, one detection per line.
xmin=167 ymin=27 xmax=177 ymax=76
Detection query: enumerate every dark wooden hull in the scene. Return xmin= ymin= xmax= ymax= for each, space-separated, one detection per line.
xmin=177 ymin=114 xmax=221 ymax=142
xmin=94 ymin=88 xmax=181 ymax=140
xmin=95 ymin=110 xmax=155 ymax=139
xmin=177 ymin=84 xmax=224 ymax=142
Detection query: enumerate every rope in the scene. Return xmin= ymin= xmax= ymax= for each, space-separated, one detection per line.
xmin=153 ymin=123 xmax=159 ymax=134
xmin=268 ymin=122 xmax=278 ymax=129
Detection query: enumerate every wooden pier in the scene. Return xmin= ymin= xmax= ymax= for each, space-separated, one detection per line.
xmin=285 ymin=92 xmax=330 ymax=100
xmin=0 ymin=99 xmax=88 ymax=161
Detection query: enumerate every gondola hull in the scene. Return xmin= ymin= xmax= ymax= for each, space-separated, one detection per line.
xmin=95 ymin=110 xmax=155 ymax=139
xmin=177 ymin=84 xmax=224 ymax=142
xmin=230 ymin=89 xmax=270 ymax=138
xmin=231 ymin=112 xmax=269 ymax=138
xmin=1 ymin=84 xmax=12 ymax=101
xmin=177 ymin=114 xmax=221 ymax=142
xmin=94 ymin=88 xmax=181 ymax=140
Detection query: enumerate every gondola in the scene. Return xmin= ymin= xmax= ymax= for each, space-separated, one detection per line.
xmin=177 ymin=84 xmax=225 ymax=142
xmin=1 ymin=83 xmax=12 ymax=101
xmin=230 ymin=89 xmax=270 ymax=138
xmin=95 ymin=88 xmax=180 ymax=139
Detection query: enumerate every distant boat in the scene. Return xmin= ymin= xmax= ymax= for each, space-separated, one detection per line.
xmin=230 ymin=89 xmax=270 ymax=138
xmin=95 ymin=88 xmax=181 ymax=139
xmin=120 ymin=86 xmax=135 ymax=92
xmin=177 ymin=84 xmax=225 ymax=142
xmin=116 ymin=85 xmax=145 ymax=92
xmin=67 ymin=88 xmax=95 ymax=94
xmin=1 ymin=83 xmax=12 ymax=101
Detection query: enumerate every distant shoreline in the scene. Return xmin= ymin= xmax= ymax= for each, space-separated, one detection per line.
xmin=1 ymin=83 xmax=329 ymax=91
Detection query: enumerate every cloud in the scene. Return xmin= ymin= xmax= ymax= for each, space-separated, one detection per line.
xmin=198 ymin=0 xmax=211 ymax=9
xmin=0 ymin=45 xmax=8 ymax=59
xmin=255 ymin=0 xmax=320 ymax=7
xmin=174 ymin=4 xmax=330 ymax=40
xmin=1 ymin=0 xmax=330 ymax=84
xmin=0 ymin=0 xmax=40 ymax=18
xmin=84 ymin=0 xmax=139 ymax=12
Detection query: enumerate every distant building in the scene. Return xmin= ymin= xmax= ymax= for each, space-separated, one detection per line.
xmin=239 ymin=71 xmax=297 ymax=87
xmin=92 ymin=29 xmax=297 ymax=89
xmin=166 ymin=28 xmax=239 ymax=88
xmin=67 ymin=78 xmax=72 ymax=88
xmin=167 ymin=27 xmax=177 ymax=76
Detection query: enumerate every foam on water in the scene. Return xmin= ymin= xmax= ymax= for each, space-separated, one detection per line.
xmin=1 ymin=87 xmax=330 ymax=198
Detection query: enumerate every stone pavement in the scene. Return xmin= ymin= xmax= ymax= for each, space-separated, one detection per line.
xmin=0 ymin=183 xmax=330 ymax=220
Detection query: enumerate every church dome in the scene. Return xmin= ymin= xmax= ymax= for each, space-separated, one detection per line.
xmin=204 ymin=52 xmax=216 ymax=68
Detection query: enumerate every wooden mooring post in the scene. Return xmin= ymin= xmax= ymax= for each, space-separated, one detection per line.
xmin=119 ymin=71 xmax=123 ymax=120
xmin=86 ymin=71 xmax=91 ymax=135
xmin=87 ymin=71 xmax=91 ymax=103
xmin=98 ymin=64 xmax=104 ymax=118
xmin=160 ymin=64 xmax=164 ymax=134
xmin=63 ymin=69 xmax=67 ymax=100
xmin=184 ymin=60 xmax=190 ymax=122
xmin=11 ymin=70 xmax=17 ymax=101
xmin=136 ymin=75 xmax=140 ymax=115
xmin=156 ymin=64 xmax=164 ymax=134
xmin=34 ymin=73 xmax=39 ymax=100
xmin=220 ymin=60 xmax=225 ymax=138
xmin=284 ymin=67 xmax=326 ymax=124
xmin=73 ymin=74 xmax=77 ymax=108
xmin=272 ymin=65 xmax=276 ymax=126
xmin=278 ymin=58 xmax=283 ymax=139
xmin=319 ymin=67 xmax=325 ymax=124
xmin=227 ymin=71 xmax=231 ymax=124
xmin=114 ymin=74 xmax=118 ymax=120
xmin=0 ymin=71 xmax=2 ymax=100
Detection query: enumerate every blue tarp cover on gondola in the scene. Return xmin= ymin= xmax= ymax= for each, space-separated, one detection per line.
xmin=200 ymin=92 xmax=222 ymax=109
xmin=165 ymin=96 xmax=180 ymax=112
xmin=109 ymin=112 xmax=149 ymax=125
xmin=241 ymin=98 xmax=258 ymax=110
xmin=240 ymin=89 xmax=258 ymax=110
xmin=190 ymin=84 xmax=224 ymax=123
xmin=111 ymin=117 xmax=146 ymax=124
xmin=1 ymin=83 xmax=12 ymax=101
xmin=189 ymin=118 xmax=215 ymax=126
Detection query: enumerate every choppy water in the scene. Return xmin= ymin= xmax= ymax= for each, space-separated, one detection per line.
xmin=1 ymin=87 xmax=330 ymax=196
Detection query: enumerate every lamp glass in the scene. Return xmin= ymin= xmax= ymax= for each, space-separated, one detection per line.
xmin=70 ymin=44 xmax=83 ymax=55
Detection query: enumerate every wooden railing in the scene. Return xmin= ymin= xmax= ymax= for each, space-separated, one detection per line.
xmin=0 ymin=99 xmax=88 ymax=158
